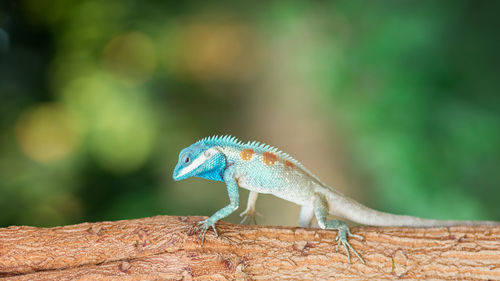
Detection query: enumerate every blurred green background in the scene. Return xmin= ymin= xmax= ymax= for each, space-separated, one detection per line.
xmin=0 ymin=0 xmax=499 ymax=228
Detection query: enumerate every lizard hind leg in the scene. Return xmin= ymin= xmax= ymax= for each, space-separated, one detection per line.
xmin=240 ymin=191 xmax=262 ymax=224
xmin=298 ymin=205 xmax=314 ymax=228
xmin=313 ymin=194 xmax=365 ymax=264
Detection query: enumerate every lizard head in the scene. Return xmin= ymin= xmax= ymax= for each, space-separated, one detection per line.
xmin=173 ymin=143 xmax=226 ymax=182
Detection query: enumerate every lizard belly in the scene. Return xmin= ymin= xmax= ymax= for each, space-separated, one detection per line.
xmin=236 ymin=175 xmax=311 ymax=206
xmin=236 ymin=175 xmax=273 ymax=194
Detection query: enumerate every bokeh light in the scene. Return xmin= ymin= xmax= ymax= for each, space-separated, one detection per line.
xmin=162 ymin=20 xmax=255 ymax=81
xmin=101 ymin=31 xmax=157 ymax=84
xmin=61 ymin=75 xmax=157 ymax=173
xmin=15 ymin=103 xmax=82 ymax=164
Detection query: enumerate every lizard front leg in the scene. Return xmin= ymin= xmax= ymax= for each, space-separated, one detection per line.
xmin=313 ymin=194 xmax=365 ymax=264
xmin=197 ymin=164 xmax=239 ymax=245
xmin=240 ymin=191 xmax=260 ymax=224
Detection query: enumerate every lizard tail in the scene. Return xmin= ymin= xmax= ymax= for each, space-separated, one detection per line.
xmin=325 ymin=191 xmax=500 ymax=227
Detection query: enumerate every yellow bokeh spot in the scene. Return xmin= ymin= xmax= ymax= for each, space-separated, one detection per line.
xmin=61 ymin=75 xmax=157 ymax=173
xmin=15 ymin=103 xmax=82 ymax=163
xmin=162 ymin=22 xmax=254 ymax=81
xmin=101 ymin=31 xmax=157 ymax=84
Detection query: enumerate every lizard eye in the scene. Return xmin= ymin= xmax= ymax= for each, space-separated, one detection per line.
xmin=181 ymin=154 xmax=191 ymax=165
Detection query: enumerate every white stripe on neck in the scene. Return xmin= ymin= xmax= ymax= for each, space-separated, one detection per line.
xmin=177 ymin=147 xmax=218 ymax=178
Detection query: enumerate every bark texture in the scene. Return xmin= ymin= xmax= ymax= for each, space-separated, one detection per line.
xmin=0 ymin=215 xmax=499 ymax=280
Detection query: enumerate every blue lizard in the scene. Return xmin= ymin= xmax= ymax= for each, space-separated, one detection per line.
xmin=173 ymin=135 xmax=500 ymax=264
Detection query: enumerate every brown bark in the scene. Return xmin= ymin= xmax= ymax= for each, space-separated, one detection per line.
xmin=0 ymin=216 xmax=499 ymax=280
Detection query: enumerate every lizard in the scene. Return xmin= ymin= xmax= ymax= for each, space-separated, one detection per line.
xmin=172 ymin=135 xmax=500 ymax=264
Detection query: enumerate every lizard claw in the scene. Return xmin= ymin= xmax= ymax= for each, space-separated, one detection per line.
xmin=330 ymin=222 xmax=365 ymax=264
xmin=239 ymin=209 xmax=262 ymax=225
xmin=350 ymin=233 xmax=364 ymax=241
xmin=336 ymin=228 xmax=365 ymax=264
xmin=196 ymin=218 xmax=218 ymax=246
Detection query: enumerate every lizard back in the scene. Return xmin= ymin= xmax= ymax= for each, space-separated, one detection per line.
xmin=200 ymin=136 xmax=330 ymax=206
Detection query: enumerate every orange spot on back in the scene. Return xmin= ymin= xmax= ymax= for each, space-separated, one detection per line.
xmin=240 ymin=149 xmax=254 ymax=161
xmin=262 ymin=152 xmax=278 ymax=166
xmin=284 ymin=160 xmax=295 ymax=169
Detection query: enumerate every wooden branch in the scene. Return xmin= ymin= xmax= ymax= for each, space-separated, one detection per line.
xmin=0 ymin=216 xmax=499 ymax=280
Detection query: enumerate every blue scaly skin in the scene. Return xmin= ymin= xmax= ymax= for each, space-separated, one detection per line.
xmin=173 ymin=135 xmax=500 ymax=264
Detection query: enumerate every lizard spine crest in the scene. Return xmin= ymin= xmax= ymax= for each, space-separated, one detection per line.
xmin=196 ymin=135 xmax=299 ymax=164
xmin=196 ymin=135 xmax=329 ymax=187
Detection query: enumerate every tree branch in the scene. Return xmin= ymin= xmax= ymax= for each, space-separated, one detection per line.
xmin=0 ymin=216 xmax=499 ymax=280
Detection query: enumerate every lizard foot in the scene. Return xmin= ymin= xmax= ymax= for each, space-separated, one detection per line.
xmin=195 ymin=218 xmax=218 ymax=246
xmin=334 ymin=223 xmax=365 ymax=264
xmin=239 ymin=208 xmax=262 ymax=225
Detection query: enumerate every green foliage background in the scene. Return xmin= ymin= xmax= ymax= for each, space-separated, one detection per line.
xmin=0 ymin=0 xmax=499 ymax=227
